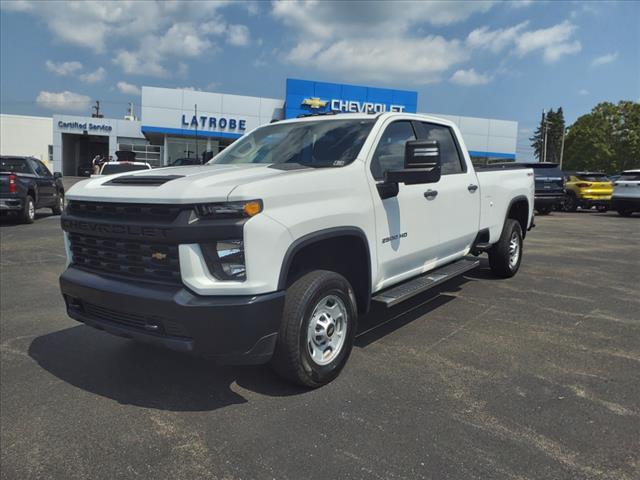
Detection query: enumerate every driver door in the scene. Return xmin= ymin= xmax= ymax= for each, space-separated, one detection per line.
xmin=369 ymin=120 xmax=443 ymax=290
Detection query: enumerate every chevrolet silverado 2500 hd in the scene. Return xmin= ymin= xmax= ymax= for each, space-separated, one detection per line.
xmin=59 ymin=113 xmax=534 ymax=387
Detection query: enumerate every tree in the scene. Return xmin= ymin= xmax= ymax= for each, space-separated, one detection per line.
xmin=563 ymin=101 xmax=640 ymax=174
xmin=529 ymin=108 xmax=565 ymax=162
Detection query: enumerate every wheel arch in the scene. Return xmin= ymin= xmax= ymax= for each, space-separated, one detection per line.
xmin=505 ymin=195 xmax=530 ymax=238
xmin=278 ymin=227 xmax=372 ymax=314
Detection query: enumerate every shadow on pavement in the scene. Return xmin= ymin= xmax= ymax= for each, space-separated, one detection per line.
xmin=28 ymin=266 xmax=476 ymax=411
xmin=0 ymin=211 xmax=59 ymax=227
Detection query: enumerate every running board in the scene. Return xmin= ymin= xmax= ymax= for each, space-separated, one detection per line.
xmin=372 ymin=258 xmax=480 ymax=307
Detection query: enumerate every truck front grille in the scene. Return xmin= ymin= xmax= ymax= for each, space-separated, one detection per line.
xmin=66 ymin=200 xmax=186 ymax=223
xmin=69 ymin=232 xmax=181 ymax=284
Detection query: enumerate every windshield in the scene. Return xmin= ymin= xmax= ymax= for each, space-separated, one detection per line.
xmin=101 ymin=164 xmax=149 ymax=175
xmin=209 ymin=119 xmax=375 ymax=168
xmin=0 ymin=157 xmax=31 ymax=174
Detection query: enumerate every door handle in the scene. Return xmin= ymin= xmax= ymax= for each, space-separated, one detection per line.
xmin=424 ymin=189 xmax=438 ymax=199
xmin=468 ymin=184 xmax=478 ymax=193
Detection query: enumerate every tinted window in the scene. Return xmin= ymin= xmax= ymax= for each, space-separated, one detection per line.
xmin=577 ymin=174 xmax=609 ymax=182
xmin=0 ymin=157 xmax=31 ymax=174
xmin=420 ymin=123 xmax=464 ymax=174
xmin=533 ymin=167 xmax=563 ymax=179
xmin=100 ymin=164 xmax=149 ymax=175
xmin=211 ymin=119 xmax=375 ymax=168
xmin=370 ymin=121 xmax=416 ymax=180
xmin=619 ymin=173 xmax=640 ymax=181
xmin=36 ymin=160 xmax=52 ymax=176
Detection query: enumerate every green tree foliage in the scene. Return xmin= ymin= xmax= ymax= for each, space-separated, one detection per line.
xmin=530 ymin=108 xmax=566 ymax=162
xmin=563 ymin=101 xmax=640 ymax=174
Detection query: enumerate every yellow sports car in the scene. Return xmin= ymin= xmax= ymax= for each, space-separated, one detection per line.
xmin=563 ymin=172 xmax=613 ymax=212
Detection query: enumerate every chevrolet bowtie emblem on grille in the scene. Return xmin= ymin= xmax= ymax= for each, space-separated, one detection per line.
xmin=301 ymin=97 xmax=328 ymax=109
xmin=151 ymin=252 xmax=167 ymax=261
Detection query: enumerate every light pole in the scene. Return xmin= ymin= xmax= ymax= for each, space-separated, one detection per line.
xmin=559 ymin=126 xmax=569 ymax=169
xmin=542 ymin=110 xmax=549 ymax=163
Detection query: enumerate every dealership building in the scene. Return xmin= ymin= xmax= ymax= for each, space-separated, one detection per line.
xmin=37 ymin=78 xmax=518 ymax=175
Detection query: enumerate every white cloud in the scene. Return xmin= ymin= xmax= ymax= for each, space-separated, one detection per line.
xmin=45 ymin=60 xmax=83 ymax=76
xmin=227 ymin=24 xmax=250 ymax=46
xmin=79 ymin=67 xmax=106 ymax=83
xmin=468 ymin=20 xmax=582 ymax=63
xmin=578 ymin=89 xmax=589 ymax=95
xmin=450 ymin=68 xmax=492 ymax=86
xmin=286 ymin=36 xmax=469 ymax=84
xmin=509 ymin=0 xmax=533 ymax=8
xmin=467 ymin=22 xmax=528 ymax=53
xmin=9 ymin=1 xmax=248 ymax=75
xmin=116 ymin=81 xmax=141 ymax=95
xmin=36 ymin=91 xmax=91 ymax=112
xmin=515 ymin=20 xmax=581 ymax=62
xmin=591 ymin=52 xmax=618 ymax=67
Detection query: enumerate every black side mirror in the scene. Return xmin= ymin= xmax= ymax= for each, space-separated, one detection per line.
xmin=54 ymin=172 xmax=63 ymax=179
xmin=385 ymin=140 xmax=441 ymax=185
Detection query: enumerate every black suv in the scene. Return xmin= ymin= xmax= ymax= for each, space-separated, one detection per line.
xmin=522 ymin=162 xmax=565 ymax=215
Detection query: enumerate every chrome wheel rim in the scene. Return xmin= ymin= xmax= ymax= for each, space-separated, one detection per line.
xmin=508 ymin=231 xmax=520 ymax=269
xmin=306 ymin=295 xmax=348 ymax=366
xmin=59 ymin=196 xmax=64 ymax=211
xmin=28 ymin=201 xmax=35 ymax=220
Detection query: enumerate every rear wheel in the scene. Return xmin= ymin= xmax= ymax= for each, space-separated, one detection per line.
xmin=563 ymin=193 xmax=577 ymax=212
xmin=21 ymin=195 xmax=35 ymax=224
xmin=52 ymin=191 xmax=64 ymax=215
xmin=271 ymin=270 xmax=358 ymax=388
xmin=488 ymin=219 xmax=523 ymax=278
xmin=536 ymin=207 xmax=551 ymax=215
xmin=618 ymin=209 xmax=633 ymax=217
xmin=596 ymin=205 xmax=608 ymax=213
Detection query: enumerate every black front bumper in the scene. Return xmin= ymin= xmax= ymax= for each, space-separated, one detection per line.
xmin=60 ymin=266 xmax=285 ymax=364
xmin=534 ymin=194 xmax=564 ymax=209
xmin=611 ymin=197 xmax=640 ymax=212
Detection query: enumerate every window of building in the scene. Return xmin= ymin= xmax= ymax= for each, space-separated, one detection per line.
xmin=370 ymin=121 xmax=416 ymax=180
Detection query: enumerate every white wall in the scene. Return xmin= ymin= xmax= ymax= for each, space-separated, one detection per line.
xmin=0 ymin=114 xmax=53 ymax=165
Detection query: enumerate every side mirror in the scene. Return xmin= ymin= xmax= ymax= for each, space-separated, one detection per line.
xmin=54 ymin=172 xmax=63 ymax=179
xmin=385 ymin=140 xmax=441 ymax=185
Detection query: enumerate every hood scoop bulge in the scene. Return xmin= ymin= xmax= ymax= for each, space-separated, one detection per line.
xmin=104 ymin=175 xmax=184 ymax=186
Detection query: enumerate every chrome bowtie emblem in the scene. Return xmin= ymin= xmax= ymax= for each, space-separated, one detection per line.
xmin=151 ymin=252 xmax=167 ymax=260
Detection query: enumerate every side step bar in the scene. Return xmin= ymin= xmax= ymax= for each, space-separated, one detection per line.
xmin=372 ymin=257 xmax=480 ymax=307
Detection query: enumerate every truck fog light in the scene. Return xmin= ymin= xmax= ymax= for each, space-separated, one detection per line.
xmin=201 ymin=240 xmax=246 ymax=281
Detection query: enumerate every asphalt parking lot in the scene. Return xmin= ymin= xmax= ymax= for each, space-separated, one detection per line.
xmin=1 ymin=209 xmax=638 ymax=480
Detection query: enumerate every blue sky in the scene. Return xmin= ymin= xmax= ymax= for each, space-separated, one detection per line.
xmin=1 ymin=0 xmax=638 ymax=160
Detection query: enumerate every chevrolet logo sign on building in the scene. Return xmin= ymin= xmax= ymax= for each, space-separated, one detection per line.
xmin=301 ymin=97 xmax=328 ymax=109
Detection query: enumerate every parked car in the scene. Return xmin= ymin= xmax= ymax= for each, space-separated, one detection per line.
xmin=521 ymin=162 xmax=564 ymax=215
xmin=611 ymin=169 xmax=640 ymax=216
xmin=0 ymin=156 xmax=65 ymax=223
xmin=169 ymin=157 xmax=201 ymax=167
xmin=563 ymin=171 xmax=612 ymax=212
xmin=95 ymin=161 xmax=152 ymax=176
xmin=59 ymin=112 xmax=535 ymax=387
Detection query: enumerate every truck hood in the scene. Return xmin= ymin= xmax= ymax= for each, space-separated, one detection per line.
xmin=66 ymin=164 xmax=302 ymax=203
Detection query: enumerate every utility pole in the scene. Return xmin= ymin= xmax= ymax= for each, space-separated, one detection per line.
xmin=92 ymin=100 xmax=103 ymax=118
xmin=559 ymin=126 xmax=567 ymax=169
xmin=194 ymin=103 xmax=199 ymax=164
xmin=542 ymin=110 xmax=548 ymax=163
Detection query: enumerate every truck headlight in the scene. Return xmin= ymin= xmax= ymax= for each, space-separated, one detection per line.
xmin=195 ymin=200 xmax=262 ymax=219
xmin=201 ymin=240 xmax=246 ymax=281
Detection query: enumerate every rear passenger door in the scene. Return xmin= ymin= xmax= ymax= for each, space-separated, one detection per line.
xmin=28 ymin=159 xmax=56 ymax=206
xmin=415 ymin=122 xmax=480 ymax=257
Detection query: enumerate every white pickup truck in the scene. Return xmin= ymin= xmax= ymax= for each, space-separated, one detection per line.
xmin=59 ymin=113 xmax=534 ymax=387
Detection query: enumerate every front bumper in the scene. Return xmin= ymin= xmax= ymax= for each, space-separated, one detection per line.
xmin=611 ymin=197 xmax=640 ymax=212
xmin=0 ymin=198 xmax=23 ymax=211
xmin=60 ymin=266 xmax=285 ymax=364
xmin=534 ymin=194 xmax=564 ymax=208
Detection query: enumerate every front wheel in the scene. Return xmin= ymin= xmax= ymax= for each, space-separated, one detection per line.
xmin=488 ymin=219 xmax=523 ymax=278
xmin=271 ymin=270 xmax=358 ymax=388
xmin=52 ymin=192 xmax=65 ymax=215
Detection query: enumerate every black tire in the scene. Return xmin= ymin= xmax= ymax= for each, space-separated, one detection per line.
xmin=52 ymin=191 xmax=65 ymax=215
xmin=596 ymin=205 xmax=608 ymax=213
xmin=563 ymin=193 xmax=578 ymax=212
xmin=618 ymin=210 xmax=633 ymax=217
xmin=271 ymin=270 xmax=358 ymax=388
xmin=488 ymin=219 xmax=523 ymax=278
xmin=536 ymin=207 xmax=551 ymax=215
xmin=21 ymin=195 xmax=35 ymax=224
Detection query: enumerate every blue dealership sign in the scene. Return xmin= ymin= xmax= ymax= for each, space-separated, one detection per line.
xmin=285 ymin=78 xmax=418 ymax=119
